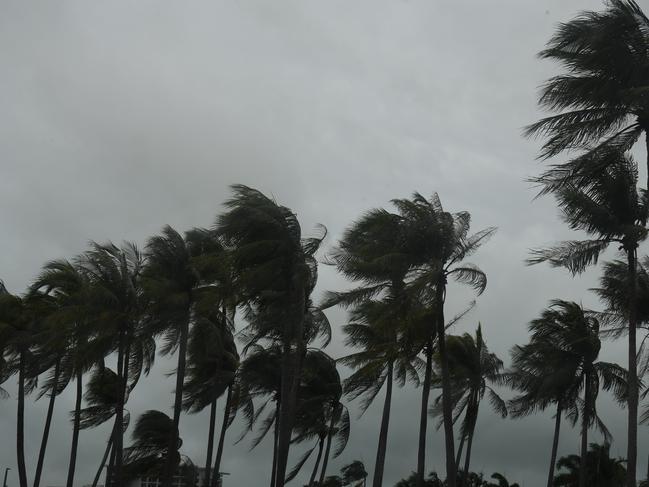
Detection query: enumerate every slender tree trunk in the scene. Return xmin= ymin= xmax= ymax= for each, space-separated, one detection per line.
xmin=105 ymin=431 xmax=116 ymax=487
xmin=436 ymin=281 xmax=456 ymax=487
xmin=416 ymin=342 xmax=434 ymax=487
xmin=204 ymin=399 xmax=218 ymax=487
xmin=274 ymin=284 xmax=306 ymax=487
xmin=111 ymin=329 xmax=126 ymax=487
xmin=211 ymin=387 xmax=232 ymax=487
xmin=455 ymin=434 xmax=466 ymax=472
xmin=65 ymin=368 xmax=83 ymax=487
xmin=318 ymin=411 xmax=336 ymax=485
xmin=270 ymin=405 xmax=280 ymax=487
xmin=17 ymin=351 xmax=28 ymax=487
xmin=372 ymin=362 xmax=393 ymax=487
xmin=462 ymin=394 xmax=479 ymax=487
xmin=92 ymin=423 xmax=116 ymax=487
xmin=579 ymin=376 xmax=590 ymax=487
xmin=627 ymin=247 xmax=639 ymax=487
xmin=33 ymin=358 xmax=61 ymax=487
xmin=546 ymin=403 xmax=562 ymax=487
xmin=308 ymin=436 xmax=325 ymax=487
xmin=162 ymin=316 xmax=190 ymax=487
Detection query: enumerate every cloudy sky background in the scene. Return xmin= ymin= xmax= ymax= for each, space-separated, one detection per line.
xmin=0 ymin=1 xmax=645 ymax=486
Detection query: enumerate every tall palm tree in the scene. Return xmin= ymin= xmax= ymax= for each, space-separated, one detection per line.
xmin=31 ymin=259 xmax=97 ymax=487
xmin=431 ymin=326 xmax=506 ymax=486
xmin=401 ymin=193 xmax=495 ymax=487
xmin=217 ymin=185 xmax=325 ymax=487
xmin=525 ymin=1 xmax=649 ymax=186
xmin=529 ymin=153 xmax=647 ymax=485
xmin=0 ymin=289 xmax=47 ymax=487
xmin=143 ymin=225 xmax=226 ymax=487
xmin=339 ymin=300 xmax=420 ymax=487
xmin=78 ymin=242 xmax=147 ymax=487
xmin=528 ymin=301 xmax=627 ymax=487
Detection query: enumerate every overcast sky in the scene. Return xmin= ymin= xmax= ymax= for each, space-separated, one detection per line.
xmin=1 ymin=1 xmax=645 ymax=486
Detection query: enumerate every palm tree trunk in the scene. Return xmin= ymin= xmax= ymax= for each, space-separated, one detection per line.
xmin=462 ymin=394 xmax=479 ymax=487
xmin=17 ymin=351 xmax=28 ymax=487
xmin=455 ymin=434 xmax=465 ymax=472
xmin=204 ymin=399 xmax=218 ymax=487
xmin=546 ymin=403 xmax=562 ymax=487
xmin=318 ymin=411 xmax=336 ymax=485
xmin=162 ymin=316 xmax=190 ymax=487
xmin=308 ymin=436 xmax=325 ymax=487
xmin=92 ymin=423 xmax=116 ymax=487
xmin=65 ymin=368 xmax=83 ymax=487
xmin=372 ymin=361 xmax=393 ymax=487
xmin=436 ymin=281 xmax=456 ymax=487
xmin=627 ymin=246 xmax=639 ymax=487
xmin=105 ymin=431 xmax=116 ymax=487
xmin=270 ymin=405 xmax=280 ymax=487
xmin=274 ymin=294 xmax=306 ymax=487
xmin=211 ymin=386 xmax=232 ymax=487
xmin=579 ymin=376 xmax=590 ymax=487
xmin=33 ymin=357 xmax=61 ymax=487
xmin=416 ymin=342 xmax=433 ymax=487
xmin=111 ymin=329 xmax=127 ymax=487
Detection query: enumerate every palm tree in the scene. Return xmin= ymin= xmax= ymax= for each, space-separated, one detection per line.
xmin=341 ymin=461 xmax=368 ymax=487
xmin=529 ymin=153 xmax=646 ymax=485
xmin=78 ymin=242 xmax=147 ymax=487
xmin=143 ymin=225 xmax=227 ymax=487
xmin=339 ymin=300 xmax=420 ymax=487
xmin=400 ymin=193 xmax=495 ymax=487
xmin=182 ymin=309 xmax=239 ymax=487
xmin=525 ymin=1 xmax=649 ymax=187
xmin=0 ymin=288 xmax=46 ymax=487
xmin=485 ymin=473 xmax=520 ymax=487
xmin=528 ymin=301 xmax=627 ymax=487
xmin=217 ymin=185 xmax=325 ymax=487
xmin=30 ymin=259 xmax=97 ymax=487
xmin=554 ymin=443 xmax=626 ymax=487
xmin=431 ymin=326 xmax=506 ymax=486
xmin=506 ymin=338 xmax=580 ymax=487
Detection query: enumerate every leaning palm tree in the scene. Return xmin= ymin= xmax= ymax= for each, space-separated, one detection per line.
xmin=529 ymin=153 xmax=647 ymax=485
xmin=339 ymin=300 xmax=420 ymax=487
xmin=78 ymin=242 xmax=148 ymax=487
xmin=217 ymin=185 xmax=325 ymax=487
xmin=142 ymin=225 xmax=226 ymax=487
xmin=527 ymin=301 xmax=627 ymax=487
xmin=30 ymin=259 xmax=98 ymax=487
xmin=431 ymin=325 xmax=506 ymax=486
xmin=526 ymin=1 xmax=649 ymax=187
xmin=400 ymin=193 xmax=495 ymax=487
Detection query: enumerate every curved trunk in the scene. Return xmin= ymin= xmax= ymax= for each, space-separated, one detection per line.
xmin=462 ymin=393 xmax=479 ymax=487
xmin=372 ymin=362 xmax=393 ymax=487
xmin=546 ymin=403 xmax=562 ymax=487
xmin=162 ymin=316 xmax=190 ymax=487
xmin=204 ymin=399 xmax=218 ymax=487
xmin=318 ymin=411 xmax=336 ymax=485
xmin=17 ymin=351 xmax=28 ymax=487
xmin=33 ymin=358 xmax=61 ymax=487
xmin=436 ymin=281 xmax=456 ymax=487
xmin=270 ymin=405 xmax=280 ymax=487
xmin=416 ymin=342 xmax=433 ymax=487
xmin=211 ymin=387 xmax=233 ymax=487
xmin=65 ymin=369 xmax=83 ymax=487
xmin=579 ymin=375 xmax=590 ymax=487
xmin=308 ymin=436 xmax=325 ymax=487
xmin=627 ymin=246 xmax=639 ymax=487
xmin=92 ymin=422 xmax=116 ymax=487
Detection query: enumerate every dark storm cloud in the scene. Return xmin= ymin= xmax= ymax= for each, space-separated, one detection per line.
xmin=0 ymin=1 xmax=637 ymax=486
